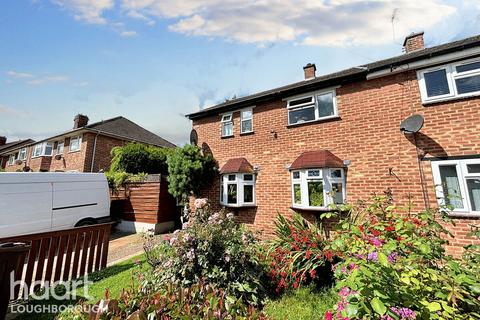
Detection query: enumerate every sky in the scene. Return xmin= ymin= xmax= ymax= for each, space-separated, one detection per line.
xmin=0 ymin=0 xmax=479 ymax=145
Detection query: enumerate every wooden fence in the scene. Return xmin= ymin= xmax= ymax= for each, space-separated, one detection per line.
xmin=0 ymin=222 xmax=114 ymax=300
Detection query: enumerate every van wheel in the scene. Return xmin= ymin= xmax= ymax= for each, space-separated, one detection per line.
xmin=75 ymin=219 xmax=97 ymax=227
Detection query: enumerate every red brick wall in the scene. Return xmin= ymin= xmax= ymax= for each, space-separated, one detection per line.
xmin=85 ymin=134 xmax=127 ymax=172
xmin=192 ymin=70 xmax=480 ymax=256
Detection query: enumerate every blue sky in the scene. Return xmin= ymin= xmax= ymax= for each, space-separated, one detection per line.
xmin=0 ymin=0 xmax=479 ymax=145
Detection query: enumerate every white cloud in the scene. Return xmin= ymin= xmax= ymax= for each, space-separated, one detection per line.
xmin=120 ymin=30 xmax=138 ymax=37
xmin=6 ymin=71 xmax=35 ymax=79
xmin=27 ymin=76 xmax=69 ymax=85
xmin=51 ymin=0 xmax=114 ymax=24
xmin=122 ymin=0 xmax=457 ymax=46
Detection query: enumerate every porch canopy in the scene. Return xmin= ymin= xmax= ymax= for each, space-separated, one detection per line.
xmin=289 ymin=150 xmax=344 ymax=170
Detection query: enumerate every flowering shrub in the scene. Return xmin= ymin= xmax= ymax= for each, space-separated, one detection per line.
xmin=268 ymin=213 xmax=334 ymax=292
xmin=148 ymin=199 xmax=267 ymax=306
xmin=326 ymin=195 xmax=480 ymax=319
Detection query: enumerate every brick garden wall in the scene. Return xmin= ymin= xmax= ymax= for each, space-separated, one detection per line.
xmin=192 ymin=70 xmax=480 ymax=256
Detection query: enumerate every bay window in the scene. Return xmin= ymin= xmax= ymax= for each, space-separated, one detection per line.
xmin=221 ymin=113 xmax=233 ymax=137
xmin=220 ymin=173 xmax=255 ymax=207
xmin=418 ymin=58 xmax=480 ymax=103
xmin=291 ymin=168 xmax=345 ymax=209
xmin=287 ymin=89 xmax=337 ymax=125
xmin=432 ymin=159 xmax=480 ymax=216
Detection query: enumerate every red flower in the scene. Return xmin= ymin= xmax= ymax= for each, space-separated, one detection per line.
xmin=371 ymin=229 xmax=381 ymax=236
xmin=325 ymin=311 xmax=333 ymax=320
xmin=385 ymin=226 xmax=395 ymax=232
xmin=358 ymin=225 xmax=364 ymax=233
xmin=325 ymin=250 xmax=334 ymax=261
xmin=309 ymin=269 xmax=317 ymax=279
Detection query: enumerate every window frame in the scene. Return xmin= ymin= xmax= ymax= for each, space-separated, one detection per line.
xmin=220 ymin=113 xmax=234 ymax=137
xmin=18 ymin=148 xmax=27 ymax=161
xmin=286 ymin=88 xmax=338 ymax=126
xmin=431 ymin=158 xmax=480 ymax=217
xmin=57 ymin=141 xmax=65 ymax=155
xmin=240 ymin=108 xmax=254 ymax=134
xmin=220 ymin=173 xmax=256 ymax=207
xmin=418 ymin=58 xmax=480 ymax=104
xmin=69 ymin=135 xmax=82 ymax=152
xmin=32 ymin=142 xmax=53 ymax=158
xmin=7 ymin=154 xmax=16 ymax=165
xmin=291 ymin=168 xmax=346 ymax=210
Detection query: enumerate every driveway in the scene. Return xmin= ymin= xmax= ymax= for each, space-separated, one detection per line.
xmin=107 ymin=231 xmax=169 ymax=265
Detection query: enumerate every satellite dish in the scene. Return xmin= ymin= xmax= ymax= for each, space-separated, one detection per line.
xmin=400 ymin=114 xmax=424 ymax=134
xmin=190 ymin=129 xmax=198 ymax=146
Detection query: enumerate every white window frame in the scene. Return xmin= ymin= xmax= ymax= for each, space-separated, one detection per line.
xmin=7 ymin=154 xmax=16 ymax=165
xmin=57 ymin=141 xmax=64 ymax=155
xmin=431 ymin=159 xmax=480 ymax=217
xmin=240 ymin=108 xmax=254 ymax=134
xmin=32 ymin=142 xmax=53 ymax=158
xmin=69 ymin=135 xmax=82 ymax=152
xmin=291 ymin=168 xmax=346 ymax=210
xmin=418 ymin=58 xmax=480 ymax=104
xmin=18 ymin=148 xmax=27 ymax=161
xmin=286 ymin=88 xmax=338 ymax=126
xmin=221 ymin=113 xmax=234 ymax=137
xmin=220 ymin=173 xmax=256 ymax=207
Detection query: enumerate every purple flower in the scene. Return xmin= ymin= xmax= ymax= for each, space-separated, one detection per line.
xmin=391 ymin=307 xmax=416 ymax=319
xmin=339 ymin=287 xmax=350 ymax=297
xmin=367 ymin=251 xmax=378 ymax=262
xmin=387 ymin=252 xmax=398 ymax=263
xmin=370 ymin=237 xmax=383 ymax=247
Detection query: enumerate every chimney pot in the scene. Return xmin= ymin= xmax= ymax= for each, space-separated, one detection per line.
xmin=303 ymin=63 xmax=316 ymax=80
xmin=73 ymin=114 xmax=89 ymax=129
xmin=0 ymin=136 xmax=6 ymax=146
xmin=403 ymin=31 xmax=425 ymax=53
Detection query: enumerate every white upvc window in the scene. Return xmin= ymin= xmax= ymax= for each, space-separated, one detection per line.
xmin=57 ymin=141 xmax=64 ymax=154
xmin=287 ymin=89 xmax=338 ymax=125
xmin=7 ymin=154 xmax=16 ymax=165
xmin=18 ymin=148 xmax=27 ymax=160
xmin=431 ymin=159 xmax=480 ymax=217
xmin=418 ymin=58 xmax=480 ymax=104
xmin=291 ymin=168 xmax=345 ymax=209
xmin=220 ymin=173 xmax=255 ymax=207
xmin=240 ymin=108 xmax=253 ymax=134
xmin=32 ymin=142 xmax=53 ymax=157
xmin=221 ymin=113 xmax=233 ymax=137
xmin=69 ymin=135 xmax=82 ymax=152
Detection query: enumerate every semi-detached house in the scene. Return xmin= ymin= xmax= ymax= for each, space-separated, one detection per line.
xmin=187 ymin=32 xmax=480 ymax=256
xmin=1 ymin=114 xmax=175 ymax=173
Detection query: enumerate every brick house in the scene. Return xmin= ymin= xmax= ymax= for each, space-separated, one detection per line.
xmin=0 ymin=138 xmax=35 ymax=169
xmin=187 ymin=32 xmax=480 ymax=255
xmin=0 ymin=114 xmax=175 ymax=173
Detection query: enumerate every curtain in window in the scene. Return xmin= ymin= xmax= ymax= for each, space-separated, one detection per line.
xmin=467 ymin=179 xmax=480 ymax=211
xmin=439 ymin=165 xmax=464 ymax=209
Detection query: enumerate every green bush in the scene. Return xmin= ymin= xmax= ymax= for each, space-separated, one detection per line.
xmin=146 ymin=199 xmax=267 ymax=306
xmin=109 ymin=143 xmax=172 ymax=174
xmin=326 ymin=196 xmax=480 ymax=320
xmin=104 ymin=171 xmax=146 ymax=190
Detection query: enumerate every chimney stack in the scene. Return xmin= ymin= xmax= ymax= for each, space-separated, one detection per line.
xmin=303 ymin=63 xmax=316 ymax=80
xmin=403 ymin=31 xmax=425 ymax=53
xmin=0 ymin=136 xmax=6 ymax=146
xmin=73 ymin=114 xmax=89 ymax=129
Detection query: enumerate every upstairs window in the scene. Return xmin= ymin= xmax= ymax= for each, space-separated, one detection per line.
xmin=240 ymin=108 xmax=253 ymax=134
xmin=418 ymin=58 xmax=480 ymax=103
xmin=8 ymin=154 xmax=16 ymax=165
xmin=220 ymin=173 xmax=256 ymax=207
xmin=291 ymin=168 xmax=345 ymax=209
xmin=221 ymin=113 xmax=233 ymax=137
xmin=287 ymin=89 xmax=337 ymax=125
xmin=432 ymin=159 xmax=480 ymax=216
xmin=57 ymin=141 xmax=64 ymax=154
xmin=18 ymin=148 xmax=27 ymax=160
xmin=69 ymin=135 xmax=82 ymax=152
xmin=32 ymin=142 xmax=53 ymax=157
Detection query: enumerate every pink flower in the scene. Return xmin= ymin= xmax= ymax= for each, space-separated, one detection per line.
xmin=325 ymin=311 xmax=333 ymax=320
xmin=194 ymin=198 xmax=208 ymax=209
xmin=339 ymin=287 xmax=350 ymax=297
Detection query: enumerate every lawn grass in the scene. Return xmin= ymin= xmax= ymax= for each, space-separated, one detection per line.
xmin=11 ymin=254 xmax=148 ymax=320
xmin=264 ymin=286 xmax=338 ymax=320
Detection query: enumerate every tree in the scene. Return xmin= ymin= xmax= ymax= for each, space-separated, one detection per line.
xmin=109 ymin=143 xmax=171 ymax=174
xmin=166 ymin=145 xmax=217 ymax=219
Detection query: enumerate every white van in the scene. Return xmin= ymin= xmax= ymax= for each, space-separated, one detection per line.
xmin=0 ymin=173 xmax=111 ymax=238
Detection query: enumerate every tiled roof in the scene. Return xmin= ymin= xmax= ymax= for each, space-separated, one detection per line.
xmin=0 ymin=139 xmax=35 ymax=155
xmin=289 ymin=150 xmax=344 ymax=170
xmin=220 ymin=157 xmax=254 ymax=174
xmin=187 ymin=34 xmax=480 ymax=119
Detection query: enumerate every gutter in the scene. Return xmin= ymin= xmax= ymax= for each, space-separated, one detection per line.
xmin=90 ymin=131 xmax=100 ymax=172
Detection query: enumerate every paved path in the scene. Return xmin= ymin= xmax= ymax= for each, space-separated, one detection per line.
xmin=107 ymin=232 xmax=169 ymax=265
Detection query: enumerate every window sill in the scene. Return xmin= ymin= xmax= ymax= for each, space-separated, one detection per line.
xmin=221 ymin=135 xmax=234 ymax=139
xmin=31 ymin=155 xmax=52 ymax=159
xmin=240 ymin=131 xmax=254 ymax=136
xmin=290 ymin=205 xmax=338 ymax=212
xmin=287 ymin=116 xmax=341 ymax=128
xmin=221 ymin=204 xmax=257 ymax=208
xmin=446 ymin=211 xmax=480 ymax=219
xmin=68 ymin=149 xmax=81 ymax=153
xmin=422 ymin=92 xmax=480 ymax=105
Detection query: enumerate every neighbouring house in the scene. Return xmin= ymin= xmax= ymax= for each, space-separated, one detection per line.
xmin=0 ymin=137 xmax=35 ymax=170
xmin=0 ymin=114 xmax=176 ymax=173
xmin=187 ymin=32 xmax=480 ymax=256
